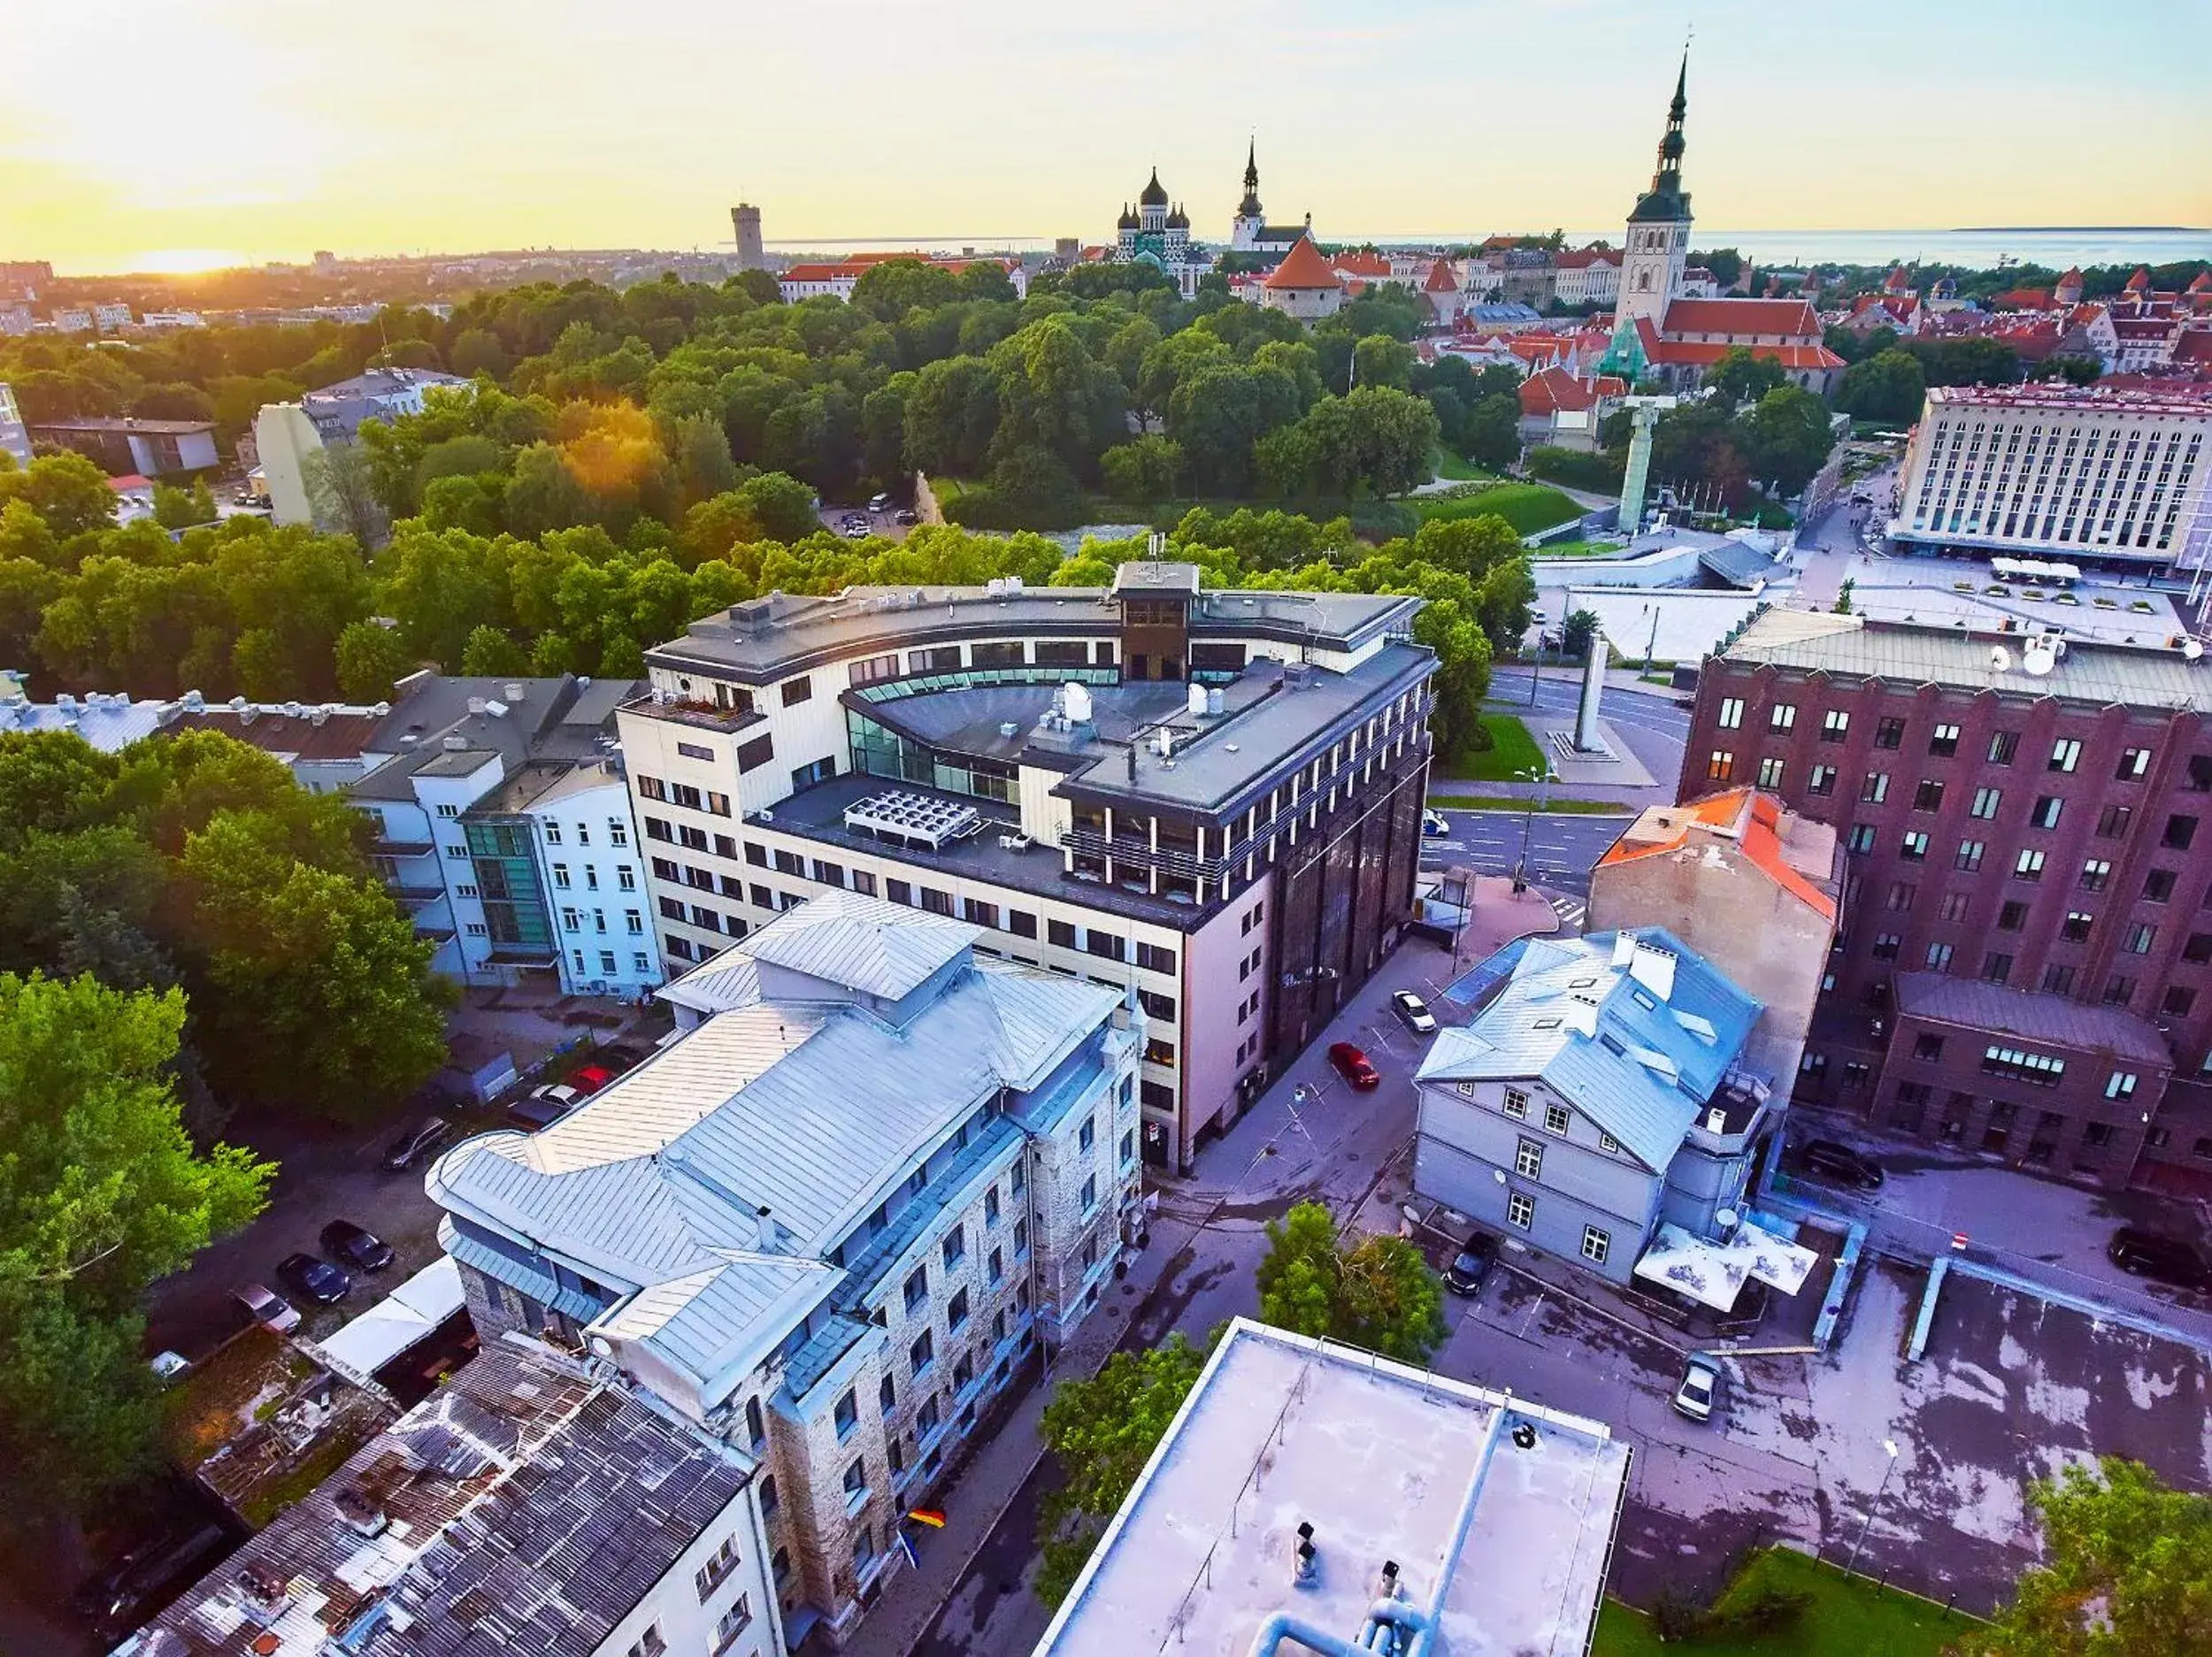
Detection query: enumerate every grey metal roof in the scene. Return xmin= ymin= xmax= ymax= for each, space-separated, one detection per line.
xmin=1892 ymin=972 xmax=2171 ymax=1064
xmin=1417 ymin=929 xmax=1761 ymax=1172
xmin=431 ymin=902 xmax=1118 ymax=1394
xmin=1697 ymin=540 xmax=1781 ymax=588
xmin=131 ymin=1344 xmax=749 ymax=1657
xmin=1717 ymin=610 xmax=2212 ymax=712
xmin=350 ymin=675 xmax=639 ymax=802
xmin=740 ymin=888 xmax=976 ymax=999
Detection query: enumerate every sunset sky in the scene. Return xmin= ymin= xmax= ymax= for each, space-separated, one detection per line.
xmin=6 ymin=0 xmax=2208 ymax=275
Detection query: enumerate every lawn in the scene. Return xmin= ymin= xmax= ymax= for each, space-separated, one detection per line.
xmin=1432 ymin=448 xmax=1502 ymax=483
xmin=1411 ymin=481 xmax=1584 ymax=536
xmin=1441 ymin=713 xmax=1548 ymax=783
xmin=1593 ymin=1549 xmax=1978 ymax=1657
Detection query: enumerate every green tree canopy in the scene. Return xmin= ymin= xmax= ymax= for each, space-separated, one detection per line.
xmin=1255 ymin=1201 xmax=1447 ymax=1364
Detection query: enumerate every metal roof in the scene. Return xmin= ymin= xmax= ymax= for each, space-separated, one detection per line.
xmin=1717 ymin=610 xmax=2212 ymax=712
xmin=1892 ymin=972 xmax=2171 ymax=1065
xmin=430 ymin=900 xmax=1120 ymax=1395
xmin=1417 ymin=929 xmax=1760 ymax=1172
xmin=127 ymin=1344 xmax=749 ymax=1657
xmin=740 ymin=887 xmax=977 ymax=1000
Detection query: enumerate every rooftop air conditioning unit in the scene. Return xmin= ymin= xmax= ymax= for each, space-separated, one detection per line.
xmin=465 ymin=696 xmax=488 ymax=715
xmin=484 ymin=699 xmax=510 ymax=718
xmin=503 ymin=681 xmax=526 ymax=702
xmin=442 ymin=734 xmax=468 ymax=750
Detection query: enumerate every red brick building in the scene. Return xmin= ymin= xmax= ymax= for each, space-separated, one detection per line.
xmin=1679 ymin=608 xmax=2212 ymax=1195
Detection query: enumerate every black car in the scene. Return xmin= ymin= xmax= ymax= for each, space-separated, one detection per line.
xmin=1794 ymin=1138 xmax=1885 ymax=1191
xmin=72 ymin=1519 xmax=233 ymax=1640
xmin=1445 ymin=1232 xmax=1500 ymax=1297
xmin=382 ymin=1116 xmax=453 ymax=1172
xmin=2108 ymin=1227 xmax=2208 ymax=1290
xmin=320 ymin=1220 xmax=396 ymax=1274
xmin=595 ymin=1042 xmax=649 ymax=1076
xmin=276 ymin=1251 xmax=350 ymax=1305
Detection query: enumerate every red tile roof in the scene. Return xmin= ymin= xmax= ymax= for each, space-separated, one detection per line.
xmin=1425 ymin=258 xmax=1459 ymax=294
xmin=1331 ymin=251 xmax=1392 ymax=279
xmin=1597 ymin=787 xmax=1838 ymax=922
xmin=2172 ymin=330 xmax=2212 ymax=364
xmin=1555 ymin=248 xmax=1621 ymax=270
xmin=1518 ymin=367 xmax=1625 ymax=416
xmin=1264 ymin=235 xmax=1344 ymax=292
xmin=1661 ymin=296 xmax=1821 ymax=339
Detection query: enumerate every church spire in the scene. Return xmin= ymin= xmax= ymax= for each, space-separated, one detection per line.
xmin=1627 ymin=49 xmax=1693 ymax=226
xmin=1244 ymin=137 xmax=1258 ymax=190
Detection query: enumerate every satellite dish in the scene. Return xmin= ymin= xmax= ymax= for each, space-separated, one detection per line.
xmin=1716 ymin=1207 xmax=1740 ymax=1232
xmin=2186 ymin=639 xmax=2206 ymax=663
xmin=1989 ymin=648 xmax=2013 ymax=673
xmin=2021 ymin=641 xmax=2056 ymax=677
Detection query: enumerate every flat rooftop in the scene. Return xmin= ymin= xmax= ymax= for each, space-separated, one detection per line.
xmin=1033 ymin=1319 xmax=1630 ymax=1657
xmin=757 ymin=771 xmax=1218 ymax=929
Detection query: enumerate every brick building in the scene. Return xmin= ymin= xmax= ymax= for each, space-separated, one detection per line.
xmin=1680 ymin=608 xmax=2212 ymax=1194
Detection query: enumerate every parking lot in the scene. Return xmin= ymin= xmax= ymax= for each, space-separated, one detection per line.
xmin=817 ymin=495 xmax=918 ymax=542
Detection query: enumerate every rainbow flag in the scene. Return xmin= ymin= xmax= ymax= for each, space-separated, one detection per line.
xmin=906 ymin=1508 xmax=948 ymax=1529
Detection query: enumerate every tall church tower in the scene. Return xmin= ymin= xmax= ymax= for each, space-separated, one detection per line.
xmin=1232 ymin=140 xmax=1264 ymax=250
xmin=1617 ymin=54 xmax=1693 ymax=330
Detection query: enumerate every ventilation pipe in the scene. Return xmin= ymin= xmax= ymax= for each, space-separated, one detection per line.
xmin=1244 ymin=1600 xmax=1431 ymax=1657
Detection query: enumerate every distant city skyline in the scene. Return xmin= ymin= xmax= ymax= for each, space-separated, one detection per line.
xmin=4 ymin=0 xmax=2208 ymax=276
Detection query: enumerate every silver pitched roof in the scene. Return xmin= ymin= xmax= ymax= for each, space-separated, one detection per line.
xmin=740 ymin=887 xmax=977 ymax=1000
xmin=431 ymin=897 xmax=1119 ymax=1396
xmin=1893 ymin=971 xmax=2170 ymax=1065
xmin=1417 ymin=929 xmax=1761 ymax=1171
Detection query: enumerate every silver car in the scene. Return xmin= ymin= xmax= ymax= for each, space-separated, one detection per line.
xmin=1672 ymin=1354 xmax=1724 ymax=1423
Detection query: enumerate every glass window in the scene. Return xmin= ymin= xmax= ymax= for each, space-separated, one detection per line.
xmin=1502 ymin=1087 xmax=1529 ymax=1119
xmin=1543 ymin=1101 xmax=1571 ymax=1135
xmin=1506 ymin=1190 xmax=1534 ymax=1230
xmin=1514 ymin=1138 xmax=1544 ymax=1178
xmin=2049 ymin=738 xmax=2082 ymax=773
xmin=1580 ymin=1226 xmax=1610 ymax=1264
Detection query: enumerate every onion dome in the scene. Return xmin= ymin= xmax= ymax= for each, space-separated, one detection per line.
xmin=1118 ymin=203 xmax=1138 ymax=231
xmin=1138 ymin=168 xmax=1169 ymax=209
xmin=1165 ymin=203 xmax=1189 ymax=230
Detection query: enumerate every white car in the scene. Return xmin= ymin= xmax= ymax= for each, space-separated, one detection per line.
xmin=234 ymin=1282 xmax=302 ymax=1336
xmin=1422 ymin=809 xmax=1450 ymax=838
xmin=1672 ymin=1354 xmax=1724 ymax=1423
xmin=1389 ymin=990 xmax=1437 ymax=1036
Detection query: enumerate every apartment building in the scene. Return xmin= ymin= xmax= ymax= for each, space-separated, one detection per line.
xmin=346 ymin=673 xmax=661 ymax=995
xmin=255 ymin=366 xmax=469 ymax=526
xmin=1034 ymin=1318 xmax=1631 ymax=1657
xmin=119 ymin=1341 xmax=784 ymax=1657
xmin=1682 ymin=607 xmax=2212 ymax=1194
xmin=427 ymin=892 xmax=1144 ymax=1647
xmin=616 ymin=561 xmax=1437 ymax=1172
xmin=1890 ymin=384 xmax=2212 ymax=572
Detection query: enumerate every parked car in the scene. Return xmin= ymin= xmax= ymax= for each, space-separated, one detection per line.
xmin=1793 ymin=1138 xmax=1885 ymax=1191
xmin=277 ymin=1252 xmax=350 ymax=1305
xmin=1423 ymin=809 xmax=1450 ymax=838
xmin=1445 ymin=1232 xmax=1499 ymax=1297
xmin=1390 ymin=990 xmax=1437 ymax=1035
xmin=571 ymin=1063 xmax=615 ymax=1094
xmin=233 ymin=1281 xmax=301 ymax=1335
xmin=594 ymin=1042 xmax=649 ymax=1075
xmin=506 ymin=1084 xmax=581 ymax=1132
xmin=2108 ymin=1227 xmax=2209 ymax=1290
xmin=867 ymin=492 xmax=893 ymax=512
xmin=320 ymin=1220 xmax=396 ymax=1274
xmin=894 ymin=509 xmax=920 ymax=526
xmin=1672 ymin=1354 xmax=1724 ymax=1423
xmin=1327 ymin=1041 xmax=1380 ymax=1090
xmin=72 ymin=1519 xmax=234 ymax=1641
xmin=382 ymin=1116 xmax=453 ymax=1172
xmin=149 ymin=1350 xmax=192 ymax=1385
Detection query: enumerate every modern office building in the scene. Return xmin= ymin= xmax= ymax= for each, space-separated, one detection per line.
xmin=1889 ymin=384 xmax=2212 ymax=572
xmin=1032 ymin=1317 xmax=1632 ymax=1657
xmin=1683 ymin=607 xmax=2212 ymax=1194
xmin=117 ymin=1341 xmax=786 ymax=1657
xmin=255 ymin=367 xmax=469 ymax=526
xmin=0 ymin=380 xmax=30 ymax=467
xmin=428 ymin=891 xmax=1145 ymax=1647
xmin=616 ymin=562 xmax=1438 ymax=1172
xmin=1413 ymin=928 xmax=1813 ymax=1314
xmin=23 ymin=414 xmax=218 ymax=476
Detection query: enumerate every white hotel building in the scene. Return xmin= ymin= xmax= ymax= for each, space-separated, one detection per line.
xmin=613 ymin=562 xmax=1440 ymax=1174
xmin=1891 ymin=385 xmax=2212 ymax=572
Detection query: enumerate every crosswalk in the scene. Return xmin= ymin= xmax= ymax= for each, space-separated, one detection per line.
xmin=1549 ymin=894 xmax=1587 ymax=933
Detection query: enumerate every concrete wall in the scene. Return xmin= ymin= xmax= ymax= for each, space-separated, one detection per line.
xmin=253 ymin=403 xmax=322 ymax=526
xmin=1558 ymin=586 xmax=1770 ymax=667
xmin=1179 ymin=875 xmax=1271 ymax=1160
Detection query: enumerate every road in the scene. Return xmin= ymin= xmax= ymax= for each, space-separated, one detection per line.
xmin=1420 ymin=807 xmax=1626 ymax=900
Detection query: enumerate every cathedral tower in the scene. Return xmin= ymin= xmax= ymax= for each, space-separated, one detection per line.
xmin=1232 ymin=140 xmax=1265 ymax=250
xmin=1617 ymin=53 xmax=1693 ymax=330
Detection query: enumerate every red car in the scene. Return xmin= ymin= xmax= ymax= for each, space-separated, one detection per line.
xmin=1328 ymin=1042 xmax=1380 ymax=1090
xmin=572 ymin=1064 xmax=615 ymax=1094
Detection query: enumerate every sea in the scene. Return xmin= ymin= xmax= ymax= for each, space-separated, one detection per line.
xmin=766 ymin=227 xmax=2211 ymax=272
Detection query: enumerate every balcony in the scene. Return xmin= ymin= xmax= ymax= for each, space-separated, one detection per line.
xmin=1059 ymin=827 xmax=1229 ymax=884
xmin=621 ymin=691 xmax=764 ymax=737
xmin=373 ymin=838 xmax=436 ymax=859
xmin=384 ymin=879 xmax=447 ymax=902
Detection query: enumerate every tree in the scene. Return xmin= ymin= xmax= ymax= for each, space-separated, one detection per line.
xmin=448 ymin=327 xmax=511 ymax=380
xmin=459 ymin=624 xmax=531 ymax=676
xmin=1100 ymin=435 xmax=1184 ymax=503
xmin=1737 ymin=386 xmax=1836 ymax=495
xmin=1962 ymin=1458 xmax=2212 ymax=1655
xmin=1703 ymin=346 xmax=1786 ymax=405
xmin=1034 ymin=1333 xmax=1212 ymax=1607
xmin=1255 ymin=1201 xmax=1446 ymax=1363
xmin=151 ymin=479 xmax=217 ymax=530
xmin=1560 ymin=608 xmax=1600 ymax=660
xmin=0 ymin=450 xmax=116 ymax=538
xmin=301 ymin=441 xmax=388 ymax=545
xmin=1351 ymin=333 xmax=1415 ymax=392
xmin=1463 ymin=392 xmax=1524 ymax=471
xmin=1835 ymin=349 xmax=1926 ymax=424
xmin=334 ymin=619 xmax=414 ymax=702
xmin=0 ymin=972 xmax=273 ymax=1519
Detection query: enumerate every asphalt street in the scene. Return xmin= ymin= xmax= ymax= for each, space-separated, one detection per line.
xmin=1420 ymin=807 xmax=1626 ymax=898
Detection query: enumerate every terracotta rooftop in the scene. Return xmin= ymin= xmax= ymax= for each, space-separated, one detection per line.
xmin=1263 ymin=234 xmax=1344 ymax=292
xmin=1661 ymin=296 xmax=1822 ymax=338
xmin=1425 ymin=258 xmax=1459 ymax=294
xmin=1597 ymin=787 xmax=1839 ymax=923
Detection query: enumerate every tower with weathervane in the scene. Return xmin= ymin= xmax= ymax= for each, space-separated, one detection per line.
xmin=1617 ymin=54 xmax=1693 ymax=330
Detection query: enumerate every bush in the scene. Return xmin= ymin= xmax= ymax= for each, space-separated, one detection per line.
xmin=1526 ymin=445 xmax=1626 ymax=493
xmin=1705 ymin=1578 xmax=1813 ymax=1638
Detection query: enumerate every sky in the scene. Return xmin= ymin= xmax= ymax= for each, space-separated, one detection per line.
xmin=5 ymin=0 xmax=2208 ymax=275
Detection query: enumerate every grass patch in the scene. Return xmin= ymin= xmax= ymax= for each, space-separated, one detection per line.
xmin=1432 ymin=448 xmax=1502 ymax=483
xmin=1593 ymin=1548 xmax=1978 ymax=1657
xmin=1444 ymin=714 xmax=1548 ymax=782
xmin=1428 ymin=794 xmax=1632 ymax=815
xmin=1411 ymin=481 xmax=1583 ymax=536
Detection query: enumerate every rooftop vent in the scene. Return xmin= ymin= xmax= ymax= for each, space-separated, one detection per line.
xmin=442 ymin=733 xmax=468 ymax=750
xmin=466 ymin=696 xmax=488 ymax=715
xmin=333 ymin=1485 xmax=388 ymax=1538
xmin=1293 ymin=1520 xmax=1317 ymax=1586
xmin=484 ymin=699 xmax=510 ymax=718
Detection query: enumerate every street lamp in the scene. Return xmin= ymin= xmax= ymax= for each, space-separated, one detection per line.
xmin=1513 ymin=764 xmax=1557 ymax=889
xmin=1844 ymin=1438 xmax=1901 ymax=1577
